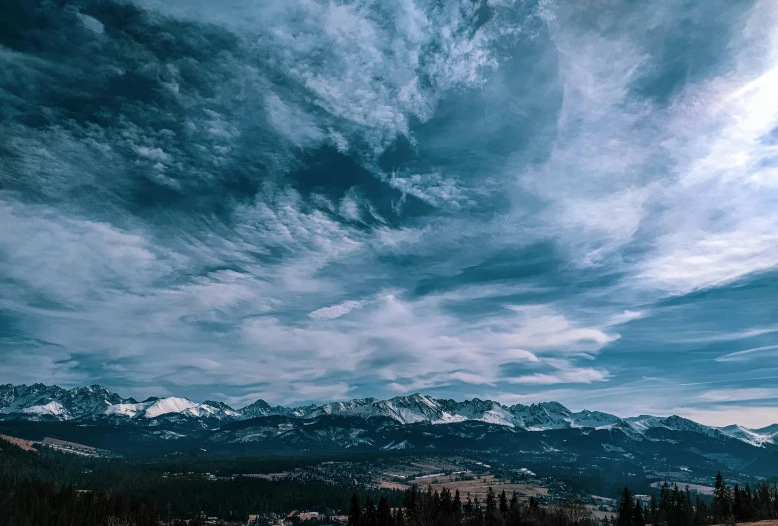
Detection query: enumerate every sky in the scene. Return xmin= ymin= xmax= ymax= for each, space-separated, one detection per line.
xmin=1 ymin=0 xmax=777 ymax=427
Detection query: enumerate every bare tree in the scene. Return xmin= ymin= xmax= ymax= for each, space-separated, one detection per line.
xmin=562 ymin=498 xmax=593 ymax=525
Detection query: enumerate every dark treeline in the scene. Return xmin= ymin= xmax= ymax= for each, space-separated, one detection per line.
xmin=134 ymin=476 xmax=403 ymax=520
xmin=348 ymin=473 xmax=778 ymax=526
xmin=615 ymin=472 xmax=778 ymax=525
xmin=6 ymin=435 xmax=778 ymax=526
xmin=348 ymin=485 xmax=599 ymax=526
xmin=0 ymin=438 xmax=402 ymax=523
xmin=0 ymin=479 xmax=158 ymax=526
xmin=0 ymin=438 xmax=158 ymax=526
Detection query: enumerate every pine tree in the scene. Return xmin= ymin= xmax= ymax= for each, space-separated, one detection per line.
xmin=464 ymin=493 xmax=474 ymax=519
xmin=617 ymin=487 xmax=634 ymax=526
xmin=348 ymin=493 xmax=362 ymax=526
xmin=363 ymin=496 xmax=377 ymax=526
xmin=376 ymin=495 xmax=393 ymax=526
xmin=473 ymin=496 xmax=484 ymax=526
xmin=733 ymin=483 xmax=743 ymax=520
xmin=403 ymin=486 xmax=418 ymax=523
xmin=658 ymin=482 xmax=671 ymax=525
xmin=633 ymin=499 xmax=645 ymax=526
xmin=509 ymin=491 xmax=518 ymax=511
xmin=743 ymin=483 xmax=754 ymax=521
xmin=694 ymin=496 xmax=707 ymax=526
xmin=649 ymin=494 xmax=657 ymax=526
xmin=713 ymin=472 xmax=732 ymax=522
xmin=453 ymin=489 xmax=462 ymax=518
xmin=486 ymin=487 xmax=497 ymax=516
xmin=683 ymin=486 xmax=695 ymax=526
xmin=499 ymin=490 xmax=508 ymax=514
xmin=506 ymin=491 xmax=521 ymax=526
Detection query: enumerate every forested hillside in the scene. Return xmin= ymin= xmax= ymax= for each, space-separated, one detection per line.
xmin=0 ymin=437 xmax=401 ymax=523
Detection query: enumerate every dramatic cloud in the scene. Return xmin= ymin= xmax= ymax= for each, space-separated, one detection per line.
xmin=1 ymin=0 xmax=777 ymax=426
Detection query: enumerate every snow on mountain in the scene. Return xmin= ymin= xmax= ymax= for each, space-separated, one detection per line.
xmin=569 ymin=410 xmax=624 ymax=429
xmin=0 ymin=383 xmax=136 ymax=419
xmin=57 ymin=385 xmax=130 ymax=417
xmin=0 ymin=383 xmax=67 ymax=414
xmin=352 ymin=394 xmax=448 ymax=424
xmin=754 ymin=423 xmax=778 ymax=435
xmin=625 ymin=415 xmax=667 ymax=432
xmin=657 ymin=415 xmax=722 ymax=438
xmin=438 ymin=398 xmax=512 ymax=426
xmin=299 ymin=396 xmax=617 ymax=430
xmin=717 ymin=425 xmax=776 ymax=447
xmin=625 ymin=415 xmax=724 ymax=439
xmin=20 ymin=401 xmax=70 ymax=419
xmin=104 ymin=397 xmax=238 ymax=420
xmin=304 ymin=398 xmax=377 ymax=418
xmin=300 ymin=394 xmax=451 ymax=424
xmin=240 ymin=399 xmax=316 ymax=419
xmin=105 ymin=402 xmax=148 ymax=418
xmin=509 ymin=402 xmax=574 ymax=430
xmin=2 ymin=383 xmax=778 ymax=448
xmin=199 ymin=401 xmax=240 ymax=419
xmin=143 ymin=397 xmax=197 ymax=418
xmin=239 ymin=399 xmax=282 ymax=418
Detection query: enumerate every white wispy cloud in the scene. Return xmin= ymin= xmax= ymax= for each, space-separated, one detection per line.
xmin=508 ymin=368 xmax=609 ymax=386
xmin=309 ymin=300 xmax=368 ymax=320
xmin=698 ymin=388 xmax=778 ymax=403
xmin=715 ymin=344 xmax=778 ymax=363
xmin=2 ymin=0 xmax=777 ymax=418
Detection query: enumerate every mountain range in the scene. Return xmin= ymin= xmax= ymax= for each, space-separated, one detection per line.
xmin=7 ymin=382 xmax=778 ymax=486
xmin=2 ymin=383 xmax=777 ymax=448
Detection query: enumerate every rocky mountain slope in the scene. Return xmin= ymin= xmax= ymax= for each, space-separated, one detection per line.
xmin=1 ymin=383 xmax=775 ymax=450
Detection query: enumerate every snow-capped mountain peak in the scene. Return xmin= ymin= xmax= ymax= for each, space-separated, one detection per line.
xmin=20 ymin=401 xmax=70 ymax=418
xmin=717 ymin=424 xmax=777 ymax=447
xmin=304 ymin=398 xmax=378 ymax=418
xmin=2 ymin=383 xmax=778 ymax=448
xmin=143 ymin=397 xmax=197 ymax=418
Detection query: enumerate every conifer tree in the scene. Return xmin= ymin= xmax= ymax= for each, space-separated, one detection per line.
xmin=713 ymin=472 xmax=732 ymax=522
xmin=363 ymin=496 xmax=377 ymax=526
xmin=733 ymin=483 xmax=742 ymax=519
xmin=617 ymin=487 xmax=634 ymax=526
xmin=649 ymin=494 xmax=657 ymax=526
xmin=742 ymin=483 xmax=754 ymax=521
xmin=473 ymin=496 xmax=484 ymax=526
xmin=486 ymin=487 xmax=497 ymax=516
xmin=633 ymin=499 xmax=645 ymax=526
xmin=694 ymin=496 xmax=707 ymax=526
xmin=453 ymin=489 xmax=462 ymax=518
xmin=348 ymin=493 xmax=362 ymax=526
xmin=377 ymin=495 xmax=393 ymax=526
xmin=509 ymin=491 xmax=518 ymax=511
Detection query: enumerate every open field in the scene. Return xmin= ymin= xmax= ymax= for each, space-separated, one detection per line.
xmin=42 ymin=437 xmax=102 ymax=456
xmin=0 ymin=434 xmax=37 ymax=451
xmin=0 ymin=433 xmax=110 ymax=457
xmin=650 ymin=480 xmax=715 ymax=495
xmin=427 ymin=477 xmax=548 ymax=502
xmin=241 ymin=472 xmax=292 ymax=480
xmin=375 ymin=456 xmax=548 ymax=501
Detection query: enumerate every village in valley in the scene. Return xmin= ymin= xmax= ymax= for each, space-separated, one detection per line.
xmin=234 ymin=455 xmax=621 ymax=526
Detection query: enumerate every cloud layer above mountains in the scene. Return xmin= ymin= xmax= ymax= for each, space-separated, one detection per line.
xmin=1 ymin=0 xmax=777 ymax=426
